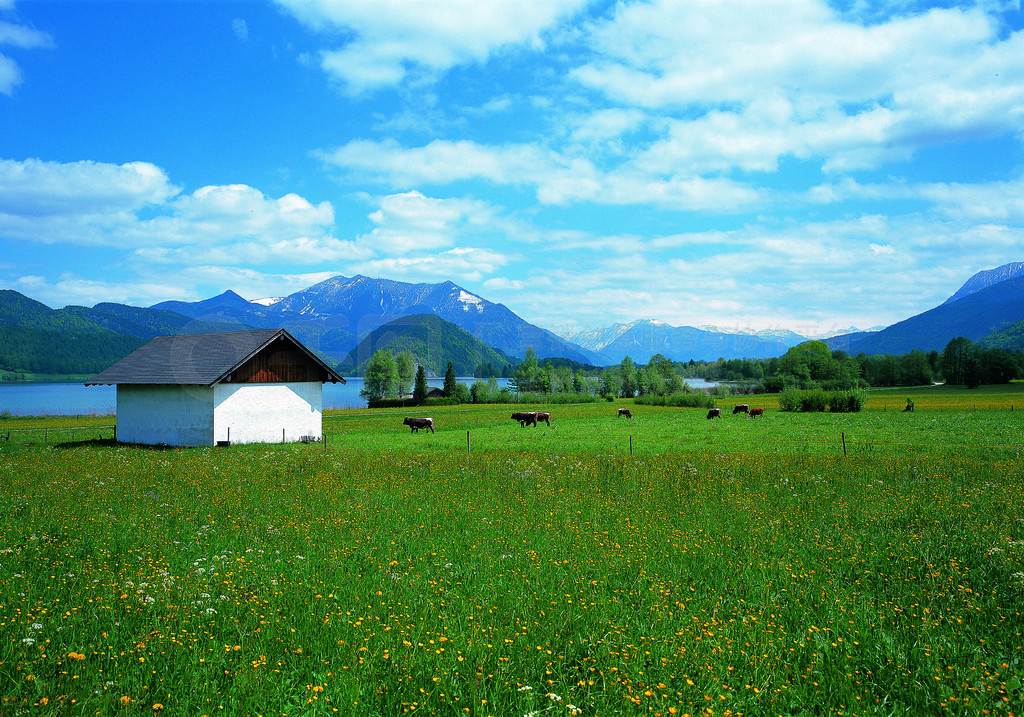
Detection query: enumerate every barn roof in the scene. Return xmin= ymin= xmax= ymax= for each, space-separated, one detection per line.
xmin=85 ymin=329 xmax=346 ymax=387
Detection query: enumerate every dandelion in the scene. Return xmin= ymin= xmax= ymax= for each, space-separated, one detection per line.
xmin=152 ymin=703 xmax=164 ymax=711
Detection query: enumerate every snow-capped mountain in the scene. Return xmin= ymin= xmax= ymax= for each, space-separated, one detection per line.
xmin=562 ymin=319 xmax=810 ymax=364
xmin=943 ymin=262 xmax=1024 ymax=304
xmin=152 ymin=275 xmax=603 ymax=364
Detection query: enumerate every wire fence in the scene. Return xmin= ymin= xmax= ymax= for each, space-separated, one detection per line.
xmin=3 ymin=420 xmax=1021 ymax=459
xmin=0 ymin=424 xmax=116 ymax=446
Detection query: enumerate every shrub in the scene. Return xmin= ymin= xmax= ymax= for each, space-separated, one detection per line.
xmin=779 ymin=388 xmax=867 ymax=413
xmin=778 ymin=390 xmax=800 ymax=412
xmin=830 ymin=388 xmax=867 ymax=413
xmin=799 ymin=388 xmax=830 ymax=413
xmin=635 ymin=392 xmax=717 ymax=409
xmin=512 ymin=392 xmax=601 ymax=405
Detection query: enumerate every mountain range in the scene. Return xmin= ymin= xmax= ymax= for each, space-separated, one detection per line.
xmin=1 ymin=262 xmax=1023 ymax=379
xmin=825 ymin=269 xmax=1024 ymax=355
xmin=564 ymin=321 xmax=814 ymax=364
xmin=151 ymin=275 xmax=602 ymax=365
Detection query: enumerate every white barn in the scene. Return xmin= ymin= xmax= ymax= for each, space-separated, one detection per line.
xmin=86 ymin=329 xmax=346 ymax=447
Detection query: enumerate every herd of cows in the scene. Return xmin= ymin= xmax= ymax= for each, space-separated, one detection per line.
xmin=706 ymin=403 xmax=765 ymax=419
xmin=401 ymin=404 xmax=765 ymax=434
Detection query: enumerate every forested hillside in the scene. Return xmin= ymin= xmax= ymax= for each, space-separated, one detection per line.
xmin=0 ymin=327 xmax=144 ymax=378
xmin=339 ymin=314 xmax=514 ymax=376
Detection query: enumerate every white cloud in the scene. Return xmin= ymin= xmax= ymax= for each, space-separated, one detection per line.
xmin=275 ymin=0 xmax=590 ymax=92
xmin=0 ymin=159 xmax=342 ymax=266
xmin=571 ymin=0 xmax=1024 ymax=173
xmin=354 ymin=247 xmax=510 ymax=283
xmin=9 ymin=274 xmax=188 ymax=309
xmin=320 ymin=139 xmax=764 ymax=211
xmin=0 ymin=18 xmax=54 ymax=94
xmin=482 ymin=276 xmax=525 ymax=291
xmin=232 ymin=18 xmax=248 ymax=41
xmin=361 ymin=190 xmax=497 ymax=252
xmin=168 ymin=184 xmax=334 ymax=240
xmin=0 ymin=158 xmax=178 ymax=216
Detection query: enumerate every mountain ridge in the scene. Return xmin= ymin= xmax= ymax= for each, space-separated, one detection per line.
xmin=155 ymin=275 xmax=605 ymax=365
xmin=2 ymin=261 xmax=1023 ymax=380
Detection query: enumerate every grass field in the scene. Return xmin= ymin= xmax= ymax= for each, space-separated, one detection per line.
xmin=1 ymin=385 xmax=1022 ymax=716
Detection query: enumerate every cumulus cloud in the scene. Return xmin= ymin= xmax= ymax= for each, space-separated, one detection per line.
xmin=572 ymin=0 xmax=1024 ymax=173
xmin=0 ymin=17 xmax=53 ymax=94
xmin=353 ymin=247 xmax=511 ymax=283
xmin=0 ymin=158 xmax=340 ymax=262
xmin=319 ymin=139 xmax=764 ymax=211
xmin=274 ymin=0 xmax=590 ymax=92
xmin=0 ymin=158 xmax=178 ymax=216
xmin=9 ymin=274 xmax=189 ymax=308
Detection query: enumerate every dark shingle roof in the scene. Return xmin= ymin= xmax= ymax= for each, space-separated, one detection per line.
xmin=85 ymin=329 xmax=345 ymax=386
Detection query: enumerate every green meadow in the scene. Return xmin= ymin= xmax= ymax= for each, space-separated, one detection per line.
xmin=1 ymin=386 xmax=1023 ymax=716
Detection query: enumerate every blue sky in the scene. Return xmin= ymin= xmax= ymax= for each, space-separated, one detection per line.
xmin=1 ymin=0 xmax=1023 ymax=339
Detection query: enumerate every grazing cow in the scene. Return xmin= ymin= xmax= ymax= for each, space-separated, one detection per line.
xmin=707 ymin=408 xmax=722 ymax=419
xmin=749 ymin=407 xmax=765 ymax=418
xmin=618 ymin=408 xmax=632 ymax=419
xmin=536 ymin=411 xmax=551 ymax=426
xmin=511 ymin=411 xmax=538 ymax=427
xmin=733 ymin=404 xmax=749 ymax=415
xmin=403 ymin=416 xmax=435 ymax=434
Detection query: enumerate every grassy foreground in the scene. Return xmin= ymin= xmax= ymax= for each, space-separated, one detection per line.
xmin=1 ymin=388 xmax=1023 ymax=716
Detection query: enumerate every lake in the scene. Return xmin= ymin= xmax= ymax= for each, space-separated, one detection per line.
xmin=0 ymin=377 xmax=720 ymax=417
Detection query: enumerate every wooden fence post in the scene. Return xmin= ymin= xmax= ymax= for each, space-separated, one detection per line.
xmin=467 ymin=430 xmax=471 ymax=457
xmin=630 ymin=435 xmax=633 ymax=456
xmin=842 ymin=432 xmax=847 ymax=457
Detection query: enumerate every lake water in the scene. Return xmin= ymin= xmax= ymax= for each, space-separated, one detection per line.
xmin=0 ymin=377 xmax=720 ymax=417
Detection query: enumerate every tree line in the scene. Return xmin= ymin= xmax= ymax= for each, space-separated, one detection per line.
xmin=690 ymin=338 xmax=1021 ymax=391
xmin=359 ymin=337 xmax=1022 ymax=406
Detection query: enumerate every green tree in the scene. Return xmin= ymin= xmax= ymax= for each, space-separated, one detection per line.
xmin=980 ymin=347 xmax=1017 ymax=384
xmin=619 ymin=356 xmax=637 ymax=398
xmin=413 ymin=364 xmax=429 ymax=403
xmin=443 ymin=361 xmax=458 ymax=396
xmin=395 ymin=350 xmax=416 ymax=397
xmin=512 ymin=347 xmax=542 ymax=394
xmin=361 ymin=349 xmax=400 ymax=401
xmin=898 ymin=350 xmax=932 ymax=386
xmin=941 ymin=337 xmax=974 ymax=385
xmin=600 ymin=367 xmax=622 ymax=399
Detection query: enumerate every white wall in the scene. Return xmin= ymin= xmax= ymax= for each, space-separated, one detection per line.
xmin=213 ymin=382 xmax=322 ymax=445
xmin=117 ymin=385 xmax=214 ymax=447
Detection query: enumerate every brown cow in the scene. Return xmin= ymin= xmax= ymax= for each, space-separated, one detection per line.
xmin=618 ymin=408 xmax=632 ymax=419
xmin=403 ymin=416 xmax=434 ymax=433
xmin=733 ymin=404 xmax=749 ymax=415
xmin=707 ymin=408 xmax=722 ymax=419
xmin=535 ymin=412 xmax=551 ymax=426
xmin=749 ymin=407 xmax=765 ymax=418
xmin=511 ymin=411 xmax=538 ymax=427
